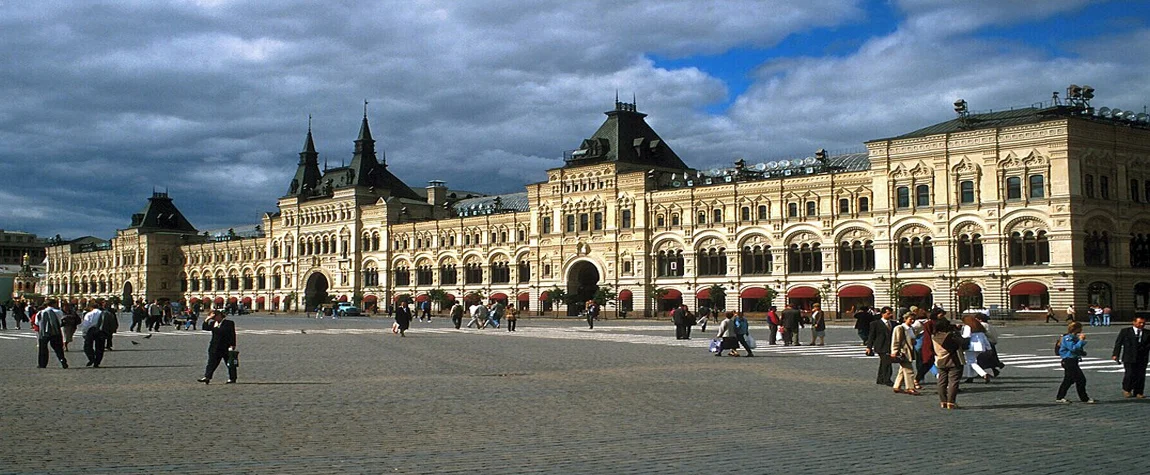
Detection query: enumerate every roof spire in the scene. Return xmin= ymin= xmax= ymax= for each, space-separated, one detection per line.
xmin=364 ymin=99 xmax=369 ymax=119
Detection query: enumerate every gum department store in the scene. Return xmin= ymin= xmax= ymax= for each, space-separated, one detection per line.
xmin=42 ymin=87 xmax=1150 ymax=319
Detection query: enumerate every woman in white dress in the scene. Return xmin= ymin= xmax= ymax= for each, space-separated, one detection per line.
xmin=961 ymin=314 xmax=992 ymax=383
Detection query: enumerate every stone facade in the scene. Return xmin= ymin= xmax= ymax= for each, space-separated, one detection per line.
xmin=42 ymin=97 xmax=1150 ymax=318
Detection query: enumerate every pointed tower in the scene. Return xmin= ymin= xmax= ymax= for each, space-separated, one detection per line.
xmin=341 ymin=110 xmax=421 ymax=199
xmin=287 ymin=121 xmax=322 ymax=197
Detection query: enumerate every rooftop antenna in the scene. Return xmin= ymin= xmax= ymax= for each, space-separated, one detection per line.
xmin=632 ymin=92 xmax=637 ymax=109
xmin=954 ymin=99 xmax=969 ymax=126
xmin=308 ymin=113 xmax=312 ymax=132
xmin=363 ymin=99 xmax=369 ymax=118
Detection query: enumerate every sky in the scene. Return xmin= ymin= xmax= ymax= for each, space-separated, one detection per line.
xmin=3 ymin=0 xmax=1150 ymax=240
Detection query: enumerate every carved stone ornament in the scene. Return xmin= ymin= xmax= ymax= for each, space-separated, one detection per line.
xmin=576 ymin=241 xmax=591 ymax=255
xmin=951 ymin=156 xmax=980 ymax=175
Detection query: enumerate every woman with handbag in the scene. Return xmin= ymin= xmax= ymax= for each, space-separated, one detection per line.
xmin=931 ymin=318 xmax=965 ymax=409
xmin=891 ymin=312 xmax=920 ymax=395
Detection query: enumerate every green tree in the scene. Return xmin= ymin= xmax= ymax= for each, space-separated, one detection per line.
xmin=428 ymin=288 xmax=449 ymax=313
xmin=888 ymin=277 xmax=905 ymax=308
xmin=593 ymin=284 xmax=617 ymax=317
xmin=545 ymin=285 xmax=567 ymax=318
xmin=645 ymin=283 xmax=669 ymax=317
xmin=285 ymin=291 xmax=297 ymax=311
xmin=705 ymin=283 xmax=727 ymax=311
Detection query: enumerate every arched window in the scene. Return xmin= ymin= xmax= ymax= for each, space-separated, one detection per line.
xmin=956 ymin=233 xmax=984 ymax=268
xmin=671 ymin=213 xmax=680 ymax=226
xmin=518 ymin=261 xmax=530 ymax=282
xmin=740 ymin=245 xmax=772 ymax=275
xmin=697 ymin=211 xmax=706 ymax=224
xmin=394 ymin=266 xmax=411 ymax=286
xmin=1084 ymin=231 xmax=1110 ymax=267
xmin=697 ymin=248 xmax=727 ymax=276
xmin=898 ymin=237 xmax=934 ymax=269
xmin=464 ymin=263 xmax=483 ymax=284
xmin=1084 ymin=174 xmax=1095 ymax=198
xmin=1132 ymin=179 xmax=1141 ymax=203
xmin=1101 ymin=176 xmax=1110 ymax=199
xmin=959 ymin=180 xmax=975 ymax=204
xmin=1130 ymin=234 xmax=1150 ymax=268
xmin=490 ymin=261 xmax=510 ymax=283
xmin=838 ymin=240 xmax=875 ymax=272
xmin=896 ymin=187 xmax=910 ymax=209
xmin=1009 ymin=231 xmax=1051 ymax=266
xmin=416 ymin=265 xmax=434 ymax=285
xmin=788 ymin=243 xmax=822 ymax=273
xmin=439 ymin=264 xmax=457 ymax=285
xmin=656 ymin=250 xmax=685 ymax=277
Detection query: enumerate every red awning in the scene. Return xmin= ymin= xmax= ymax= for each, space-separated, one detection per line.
xmin=272 ymin=296 xmax=280 ymax=304
xmin=256 ymin=297 xmax=265 ymax=304
xmin=363 ymin=295 xmax=378 ymax=303
xmin=227 ymin=296 xmax=238 ymax=303
xmin=415 ymin=294 xmax=429 ymax=303
xmin=662 ymin=289 xmax=682 ymax=300
xmin=787 ymin=286 xmax=819 ymax=299
xmin=740 ymin=287 xmax=768 ymax=299
xmin=838 ymin=285 xmax=873 ymax=298
xmin=618 ymin=289 xmax=633 ymax=300
xmin=241 ymin=297 xmax=252 ymax=305
xmin=539 ymin=291 xmax=549 ymax=301
xmin=489 ymin=292 xmax=508 ymax=301
xmin=696 ymin=288 xmax=711 ymax=300
xmin=517 ymin=292 xmax=530 ymax=301
xmin=213 ymin=297 xmax=225 ymax=305
xmin=1009 ymin=281 xmax=1048 ymax=296
xmin=900 ymin=284 xmax=932 ymax=297
xmin=338 ymin=295 xmax=349 ymax=302
xmin=957 ymin=282 xmax=982 ymax=297
xmin=444 ymin=293 xmax=455 ymax=301
xmin=189 ymin=297 xmax=200 ymax=304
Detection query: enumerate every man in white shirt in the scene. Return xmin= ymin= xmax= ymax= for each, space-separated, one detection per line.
xmin=79 ymin=302 xmax=107 ymax=368
xmin=35 ymin=299 xmax=68 ymax=369
xmin=466 ymin=302 xmax=487 ymax=329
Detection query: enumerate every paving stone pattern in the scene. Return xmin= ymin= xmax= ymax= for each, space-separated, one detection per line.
xmin=0 ymin=315 xmax=1143 ymax=474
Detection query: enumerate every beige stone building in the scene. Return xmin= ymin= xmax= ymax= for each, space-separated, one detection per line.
xmin=43 ymin=91 xmax=1150 ymax=319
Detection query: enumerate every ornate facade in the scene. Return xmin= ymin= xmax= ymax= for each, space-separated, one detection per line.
xmin=43 ymin=93 xmax=1150 ymax=318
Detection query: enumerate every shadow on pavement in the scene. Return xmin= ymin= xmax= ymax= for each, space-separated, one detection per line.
xmin=98 ymin=365 xmax=196 ymax=369
xmin=236 ymin=382 xmax=331 ymax=385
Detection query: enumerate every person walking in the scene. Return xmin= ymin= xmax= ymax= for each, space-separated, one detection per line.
xmin=79 ymin=302 xmax=107 ymax=368
xmin=61 ymin=303 xmax=81 ymax=352
xmin=890 ymin=312 xmax=919 ymax=395
xmin=12 ymin=300 xmax=25 ymax=329
xmin=103 ymin=304 xmax=119 ymax=351
xmin=865 ymin=306 xmax=895 ymax=386
xmin=34 ymin=299 xmax=68 ymax=369
xmin=585 ymin=300 xmax=599 ymax=330
xmin=961 ymin=314 xmax=993 ymax=383
xmin=713 ymin=312 xmax=740 ymax=357
xmin=130 ymin=301 xmax=146 ymax=332
xmin=449 ymin=301 xmax=464 ymax=330
xmin=1055 ymin=321 xmax=1095 ymax=404
xmin=766 ymin=306 xmax=780 ymax=345
xmin=780 ymin=303 xmax=802 ymax=346
xmin=1102 ymin=306 xmax=1112 ymax=327
xmin=853 ymin=306 xmax=872 ymax=345
xmin=1045 ymin=305 xmax=1059 ymax=323
xmin=147 ymin=299 xmax=163 ymax=332
xmin=808 ymin=303 xmax=826 ymax=346
xmin=394 ymin=301 xmax=413 ymax=337
xmin=197 ymin=310 xmax=237 ymax=384
xmin=931 ymin=317 xmax=964 ymax=409
xmin=506 ymin=304 xmax=518 ymax=332
xmin=914 ymin=309 xmax=940 ymax=388
xmin=1065 ymin=304 xmax=1076 ymax=323
xmin=466 ymin=301 xmax=487 ymax=330
xmin=0 ymin=301 xmax=7 ymax=330
xmin=1112 ymin=317 xmax=1149 ymax=399
xmin=696 ymin=306 xmax=711 ymax=333
xmin=671 ymin=305 xmax=687 ymax=340
xmin=733 ymin=311 xmax=754 ymax=357
xmin=489 ymin=300 xmax=504 ymax=329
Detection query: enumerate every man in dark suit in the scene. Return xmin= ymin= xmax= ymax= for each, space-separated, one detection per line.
xmin=780 ymin=304 xmax=802 ymax=346
xmin=1112 ymin=316 xmax=1149 ymax=398
xmin=865 ymin=306 xmax=896 ymax=386
xmin=198 ymin=310 xmax=237 ymax=384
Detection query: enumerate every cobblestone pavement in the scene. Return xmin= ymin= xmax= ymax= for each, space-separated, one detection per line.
xmin=0 ymin=315 xmax=1143 ymax=474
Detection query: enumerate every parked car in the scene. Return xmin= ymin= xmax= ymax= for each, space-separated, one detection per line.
xmin=336 ymin=303 xmax=362 ymax=316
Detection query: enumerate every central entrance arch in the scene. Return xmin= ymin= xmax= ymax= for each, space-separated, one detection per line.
xmin=566 ymin=260 xmax=600 ymax=316
xmin=304 ymin=272 xmax=330 ymax=312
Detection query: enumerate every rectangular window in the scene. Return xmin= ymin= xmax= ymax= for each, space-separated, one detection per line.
xmin=697 ymin=211 xmax=706 ymax=224
xmin=741 ymin=207 xmax=750 ymax=221
xmin=805 ymin=201 xmax=816 ymax=216
xmin=713 ymin=209 xmax=723 ymax=224
xmin=757 ymin=205 xmax=768 ymax=219
xmin=839 ymin=198 xmax=849 ymax=213
xmin=671 ymin=214 xmax=680 ymax=226
xmin=1006 ymin=177 xmax=1022 ymax=200
xmin=1029 ymin=175 xmax=1044 ymax=199
xmin=579 ymin=213 xmax=589 ymax=232
xmin=896 ymin=187 xmax=910 ymax=209
xmin=542 ymin=216 xmax=552 ymax=234
xmin=858 ymin=197 xmax=869 ymax=212
xmin=1085 ymin=174 xmax=1095 ymax=198
xmin=565 ymin=215 xmax=575 ymax=233
xmin=960 ymin=180 xmax=975 ymax=204
xmin=788 ymin=203 xmax=798 ymax=217
xmin=593 ymin=212 xmax=603 ymax=230
xmin=620 ymin=210 xmax=632 ymax=228
xmin=1132 ymin=179 xmax=1141 ymax=203
xmin=915 ymin=185 xmax=930 ymax=207
xmin=1101 ymin=176 xmax=1110 ymax=199
xmin=656 ymin=214 xmax=665 ymax=227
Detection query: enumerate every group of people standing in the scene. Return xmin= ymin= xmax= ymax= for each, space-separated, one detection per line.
xmin=0 ymin=299 xmax=36 ymax=330
xmin=30 ymin=299 xmax=119 ymax=369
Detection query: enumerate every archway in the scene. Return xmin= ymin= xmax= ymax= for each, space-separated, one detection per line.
xmin=566 ymin=260 xmax=600 ymax=316
xmin=122 ymin=281 xmax=133 ymax=309
xmin=305 ymin=273 xmax=330 ymax=312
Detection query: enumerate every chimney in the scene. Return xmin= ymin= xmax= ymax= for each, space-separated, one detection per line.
xmin=427 ymin=180 xmax=447 ymax=206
